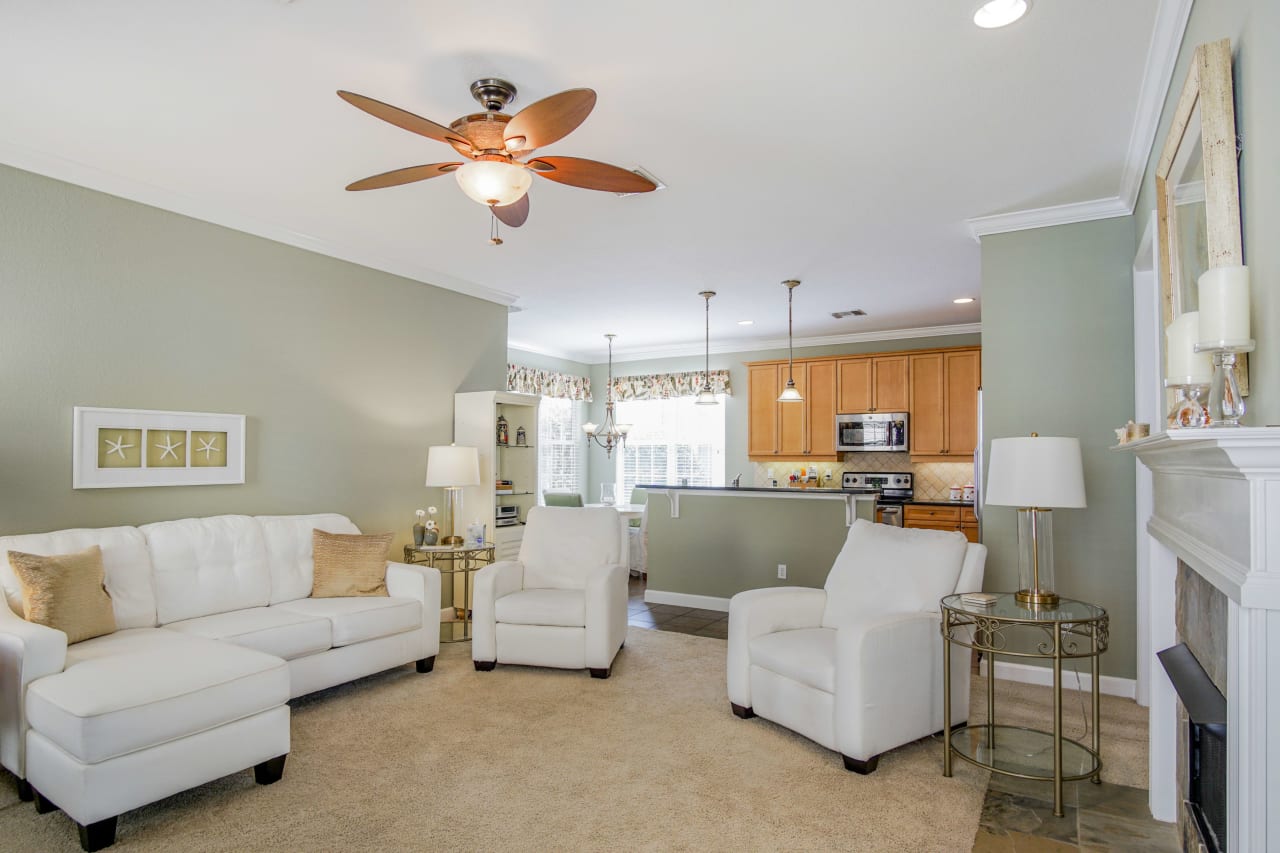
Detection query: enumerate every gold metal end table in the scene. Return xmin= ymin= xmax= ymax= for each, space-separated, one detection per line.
xmin=403 ymin=543 xmax=495 ymax=643
xmin=940 ymin=593 xmax=1109 ymax=817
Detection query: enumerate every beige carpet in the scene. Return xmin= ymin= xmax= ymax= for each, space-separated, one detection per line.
xmin=0 ymin=628 xmax=990 ymax=851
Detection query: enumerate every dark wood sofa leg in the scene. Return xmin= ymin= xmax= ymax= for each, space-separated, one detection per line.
xmin=77 ymin=816 xmax=117 ymax=852
xmin=474 ymin=660 xmax=496 ymax=671
xmin=416 ymin=656 xmax=436 ymax=673
xmin=589 ymin=667 xmax=611 ymax=679
xmin=254 ymin=754 xmax=287 ymax=785
xmin=842 ymin=754 xmax=880 ymax=775
xmin=33 ymin=788 xmax=58 ymax=814
xmin=730 ymin=703 xmax=756 ymax=719
xmin=16 ymin=778 xmax=33 ymax=801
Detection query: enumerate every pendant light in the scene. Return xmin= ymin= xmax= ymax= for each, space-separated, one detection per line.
xmin=582 ymin=334 xmax=631 ymax=457
xmin=777 ymin=279 xmax=803 ymax=402
xmin=696 ymin=291 xmax=718 ymax=406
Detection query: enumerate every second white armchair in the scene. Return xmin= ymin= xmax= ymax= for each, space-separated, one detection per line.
xmin=472 ymin=506 xmax=628 ymax=678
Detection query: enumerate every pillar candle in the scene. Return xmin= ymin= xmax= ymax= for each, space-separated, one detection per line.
xmin=1198 ymin=265 xmax=1251 ymax=345
xmin=1166 ymin=312 xmax=1214 ymax=383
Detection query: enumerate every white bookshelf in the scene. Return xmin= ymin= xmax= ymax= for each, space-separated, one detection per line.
xmin=454 ymin=391 xmax=540 ymax=562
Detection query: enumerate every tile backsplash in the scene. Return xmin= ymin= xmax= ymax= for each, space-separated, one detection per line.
xmin=753 ymin=456 xmax=975 ymax=501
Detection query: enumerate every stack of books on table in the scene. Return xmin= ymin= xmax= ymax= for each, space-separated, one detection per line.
xmin=495 ymin=479 xmax=513 ymax=494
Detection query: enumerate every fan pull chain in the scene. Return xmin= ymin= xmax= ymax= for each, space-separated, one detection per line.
xmin=489 ymin=213 xmax=503 ymax=246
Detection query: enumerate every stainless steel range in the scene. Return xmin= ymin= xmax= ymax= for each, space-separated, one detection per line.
xmin=842 ymin=472 xmax=913 ymax=526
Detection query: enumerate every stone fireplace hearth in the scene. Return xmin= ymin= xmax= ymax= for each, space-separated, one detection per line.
xmin=1122 ymin=428 xmax=1280 ymax=852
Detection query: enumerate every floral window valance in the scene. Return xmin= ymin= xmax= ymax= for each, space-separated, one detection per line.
xmin=611 ymin=370 xmax=732 ymax=401
xmin=507 ymin=364 xmax=593 ymax=401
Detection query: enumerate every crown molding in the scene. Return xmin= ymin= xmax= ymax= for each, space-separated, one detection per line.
xmin=0 ymin=140 xmax=519 ymax=307
xmin=967 ymin=196 xmax=1131 ymax=240
xmin=1118 ymin=0 xmax=1193 ymax=210
xmin=545 ymin=317 xmax=983 ymax=361
xmin=966 ymin=0 xmax=1192 ymax=240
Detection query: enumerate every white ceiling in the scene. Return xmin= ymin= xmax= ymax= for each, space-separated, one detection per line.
xmin=0 ymin=0 xmax=1173 ymax=363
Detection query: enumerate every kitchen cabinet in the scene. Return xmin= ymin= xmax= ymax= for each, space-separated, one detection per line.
xmin=748 ymin=362 xmax=838 ymax=461
xmin=904 ymin=504 xmax=979 ymax=543
xmin=908 ymin=348 xmax=980 ymax=459
xmin=837 ymin=355 xmax=909 ymax=413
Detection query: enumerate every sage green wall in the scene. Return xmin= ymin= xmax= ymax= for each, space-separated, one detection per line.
xmin=505 ymin=349 xmax=590 ymax=376
xmin=584 ymin=333 xmax=982 ymax=500
xmin=0 ymin=164 xmax=508 ymax=548
xmin=1135 ymin=0 xmax=1280 ymax=425
xmin=980 ymin=217 xmax=1137 ymax=679
xmin=645 ymin=493 xmax=852 ymax=599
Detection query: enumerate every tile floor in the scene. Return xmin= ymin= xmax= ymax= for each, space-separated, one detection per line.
xmin=627 ymin=577 xmax=1181 ymax=852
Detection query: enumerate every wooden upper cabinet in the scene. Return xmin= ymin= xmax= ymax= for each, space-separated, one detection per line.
xmin=805 ymin=360 xmax=838 ymax=457
xmin=747 ymin=364 xmax=780 ymax=456
xmin=944 ymin=350 xmax=981 ymax=456
xmin=837 ymin=355 xmax=909 ymax=412
xmin=908 ymin=348 xmax=980 ymax=458
xmin=777 ymin=364 xmax=808 ymax=456
xmin=908 ymin=353 xmax=946 ymax=455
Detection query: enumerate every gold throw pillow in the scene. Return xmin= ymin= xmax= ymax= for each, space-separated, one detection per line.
xmin=7 ymin=545 xmax=117 ymax=644
xmin=311 ymin=529 xmax=393 ymax=598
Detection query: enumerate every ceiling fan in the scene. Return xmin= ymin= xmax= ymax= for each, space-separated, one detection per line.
xmin=337 ymin=78 xmax=657 ymax=228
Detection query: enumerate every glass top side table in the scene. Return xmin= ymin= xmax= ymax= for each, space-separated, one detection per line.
xmin=403 ymin=542 xmax=495 ymax=643
xmin=940 ymin=593 xmax=1109 ymax=817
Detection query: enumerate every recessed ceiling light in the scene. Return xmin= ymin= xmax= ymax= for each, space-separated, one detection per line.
xmin=973 ymin=0 xmax=1029 ymax=29
xmin=737 ymin=319 xmax=754 ymax=326
xmin=953 ymin=297 xmax=976 ymax=304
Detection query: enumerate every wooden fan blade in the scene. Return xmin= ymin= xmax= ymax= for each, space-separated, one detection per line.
xmin=337 ymin=90 xmax=473 ymax=152
xmin=527 ymin=157 xmax=656 ymax=193
xmin=491 ymin=194 xmax=530 ymax=228
xmin=345 ymin=163 xmax=461 ymax=191
xmin=504 ymin=89 xmax=596 ymax=151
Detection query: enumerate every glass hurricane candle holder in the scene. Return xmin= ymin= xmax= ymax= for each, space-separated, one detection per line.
xmin=1194 ymin=339 xmax=1255 ymax=427
xmin=1163 ymin=379 xmax=1210 ymax=429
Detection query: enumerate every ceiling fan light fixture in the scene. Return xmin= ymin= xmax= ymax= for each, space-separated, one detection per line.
xmin=973 ymin=0 xmax=1029 ymax=28
xmin=454 ymin=160 xmax=532 ymax=207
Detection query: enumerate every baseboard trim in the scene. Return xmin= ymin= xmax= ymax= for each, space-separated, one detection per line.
xmin=980 ymin=659 xmax=1137 ymax=699
xmin=644 ymin=589 xmax=730 ymax=612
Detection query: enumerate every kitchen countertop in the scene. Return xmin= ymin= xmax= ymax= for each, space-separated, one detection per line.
xmin=905 ymin=499 xmax=976 ymax=508
xmin=637 ymin=484 xmax=871 ymax=495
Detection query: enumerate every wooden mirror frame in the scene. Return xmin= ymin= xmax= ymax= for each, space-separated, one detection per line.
xmin=1156 ymin=38 xmax=1246 ymax=390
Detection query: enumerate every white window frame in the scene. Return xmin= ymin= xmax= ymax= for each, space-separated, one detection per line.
xmin=537 ymin=396 xmax=587 ymax=503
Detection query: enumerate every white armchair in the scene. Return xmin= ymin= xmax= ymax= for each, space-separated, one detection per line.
xmin=727 ymin=519 xmax=987 ymax=773
xmin=472 ymin=506 xmax=628 ymax=678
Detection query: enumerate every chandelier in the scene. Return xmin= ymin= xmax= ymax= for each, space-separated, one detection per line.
xmin=583 ymin=334 xmax=631 ymax=457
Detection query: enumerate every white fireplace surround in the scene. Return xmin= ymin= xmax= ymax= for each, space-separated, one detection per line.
xmin=1121 ymin=427 xmax=1280 ymax=852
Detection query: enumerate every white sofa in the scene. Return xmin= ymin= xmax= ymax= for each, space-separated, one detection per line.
xmin=727 ymin=519 xmax=986 ymax=774
xmin=472 ymin=506 xmax=628 ymax=678
xmin=0 ymin=513 xmax=440 ymax=851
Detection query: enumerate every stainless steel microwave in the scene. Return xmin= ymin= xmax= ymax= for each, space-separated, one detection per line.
xmin=836 ymin=412 xmax=908 ymax=452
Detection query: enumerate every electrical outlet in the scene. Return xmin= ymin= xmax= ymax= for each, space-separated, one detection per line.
xmin=777 ymin=563 xmax=787 ymax=579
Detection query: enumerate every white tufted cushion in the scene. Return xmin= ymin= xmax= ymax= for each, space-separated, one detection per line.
xmin=519 ymin=507 xmax=622 ymax=590
xmin=141 ymin=516 xmax=270 ymax=624
xmin=0 ymin=527 xmax=157 ymax=629
xmin=749 ymin=627 xmax=836 ymax=693
xmin=255 ymin=514 xmax=361 ymax=604
xmin=821 ymin=519 xmax=967 ymax=628
xmin=494 ymin=588 xmax=586 ymax=627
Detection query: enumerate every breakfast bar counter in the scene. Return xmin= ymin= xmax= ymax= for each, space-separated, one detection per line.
xmin=636 ymin=485 xmax=876 ymax=610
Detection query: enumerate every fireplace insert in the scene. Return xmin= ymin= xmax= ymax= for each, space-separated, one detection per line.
xmin=1158 ymin=643 xmax=1226 ymax=853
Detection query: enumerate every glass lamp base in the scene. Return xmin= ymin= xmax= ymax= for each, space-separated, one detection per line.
xmin=1015 ymin=508 xmax=1057 ymax=610
xmin=1015 ymin=588 xmax=1060 ymax=608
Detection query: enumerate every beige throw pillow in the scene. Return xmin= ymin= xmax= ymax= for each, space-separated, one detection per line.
xmin=7 ymin=545 xmax=117 ymax=644
xmin=311 ymin=529 xmax=393 ymax=597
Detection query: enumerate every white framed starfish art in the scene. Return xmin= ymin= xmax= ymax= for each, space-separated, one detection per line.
xmin=72 ymin=407 xmax=245 ymax=489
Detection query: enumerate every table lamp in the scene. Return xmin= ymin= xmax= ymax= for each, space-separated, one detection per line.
xmin=425 ymin=444 xmax=480 ymax=547
xmin=984 ymin=434 xmax=1086 ymax=608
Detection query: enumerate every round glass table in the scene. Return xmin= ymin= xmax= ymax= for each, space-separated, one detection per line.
xmin=940 ymin=593 xmax=1109 ymax=817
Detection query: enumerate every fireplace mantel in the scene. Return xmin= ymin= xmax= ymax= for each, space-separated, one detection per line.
xmin=1119 ymin=428 xmax=1280 ymax=608
xmin=1118 ymin=427 xmax=1280 ymax=851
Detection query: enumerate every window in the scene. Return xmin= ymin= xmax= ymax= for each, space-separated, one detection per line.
xmin=615 ymin=397 xmax=725 ymax=497
xmin=538 ymin=397 xmax=586 ymax=502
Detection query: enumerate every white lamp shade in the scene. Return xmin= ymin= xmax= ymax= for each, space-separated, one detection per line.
xmin=454 ymin=161 xmax=532 ymax=207
xmin=985 ymin=436 xmax=1086 ymax=509
xmin=424 ymin=444 xmax=480 ymax=487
